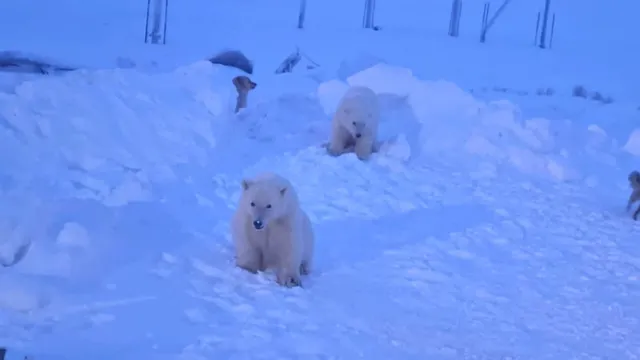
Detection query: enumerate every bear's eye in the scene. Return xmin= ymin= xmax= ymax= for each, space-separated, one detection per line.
xmin=250 ymin=202 xmax=255 ymax=207
xmin=266 ymin=204 xmax=272 ymax=209
xmin=352 ymin=121 xmax=356 ymax=125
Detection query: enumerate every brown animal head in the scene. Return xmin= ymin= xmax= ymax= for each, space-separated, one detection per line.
xmin=232 ymin=76 xmax=257 ymax=113
xmin=232 ymin=75 xmax=257 ymax=92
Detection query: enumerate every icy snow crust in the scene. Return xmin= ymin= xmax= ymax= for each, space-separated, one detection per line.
xmin=0 ymin=61 xmax=638 ymax=359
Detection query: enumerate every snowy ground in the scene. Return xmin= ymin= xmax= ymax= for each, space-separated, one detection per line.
xmin=1 ymin=1 xmax=640 ymax=359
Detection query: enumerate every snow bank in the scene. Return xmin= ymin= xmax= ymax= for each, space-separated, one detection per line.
xmin=0 ymin=58 xmax=336 ymax=310
xmin=0 ymin=58 xmax=619 ymax=313
xmin=316 ymin=79 xmax=349 ymax=116
xmin=1 ymin=60 xmax=241 ymax=184
xmin=336 ymin=53 xmax=385 ymax=82
xmin=0 ymin=60 xmax=253 ymax=304
xmin=317 ymin=63 xmax=588 ymax=181
xmin=623 ymin=129 xmax=640 ymax=156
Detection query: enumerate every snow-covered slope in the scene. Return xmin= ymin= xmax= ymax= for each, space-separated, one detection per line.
xmin=0 ymin=57 xmax=638 ymax=359
xmin=0 ymin=0 xmax=639 ymax=359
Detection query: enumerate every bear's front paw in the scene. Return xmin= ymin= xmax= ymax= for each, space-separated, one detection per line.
xmin=355 ymin=144 xmax=374 ymax=161
xmin=276 ymin=273 xmax=302 ymax=288
xmin=237 ymin=261 xmax=259 ymax=274
xmin=343 ymin=144 xmax=356 ymax=153
xmin=326 ymin=146 xmax=342 ymax=157
xmin=356 ymin=151 xmax=371 ymax=161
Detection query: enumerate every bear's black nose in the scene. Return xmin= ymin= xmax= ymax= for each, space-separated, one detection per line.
xmin=355 ymin=133 xmax=362 ymax=138
xmin=253 ymin=220 xmax=264 ymax=229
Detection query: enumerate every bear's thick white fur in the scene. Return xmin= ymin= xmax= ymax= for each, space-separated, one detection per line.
xmin=327 ymin=85 xmax=380 ymax=160
xmin=231 ymin=172 xmax=314 ymax=287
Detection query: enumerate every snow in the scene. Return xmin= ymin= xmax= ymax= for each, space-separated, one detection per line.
xmin=0 ymin=0 xmax=640 ymax=359
xmin=624 ymin=129 xmax=640 ymax=157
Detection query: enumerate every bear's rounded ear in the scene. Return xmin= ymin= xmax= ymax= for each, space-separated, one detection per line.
xmin=241 ymin=179 xmax=252 ymax=190
xmin=280 ymin=187 xmax=287 ymax=196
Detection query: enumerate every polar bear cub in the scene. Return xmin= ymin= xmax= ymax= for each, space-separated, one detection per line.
xmin=231 ymin=172 xmax=314 ymax=287
xmin=327 ymin=85 xmax=380 ymax=160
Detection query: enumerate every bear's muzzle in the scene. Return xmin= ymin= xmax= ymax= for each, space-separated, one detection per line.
xmin=252 ymin=220 xmax=264 ymax=230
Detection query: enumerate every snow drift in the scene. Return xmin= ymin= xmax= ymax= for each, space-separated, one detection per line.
xmin=0 ymin=55 xmax=635 ymax=360
xmin=0 ymin=59 xmax=621 ymax=313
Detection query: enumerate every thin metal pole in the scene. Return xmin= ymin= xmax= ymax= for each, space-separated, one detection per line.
xmin=549 ymin=13 xmax=556 ymax=49
xmin=297 ymin=0 xmax=307 ymax=29
xmin=534 ymin=12 xmax=540 ymax=45
xmin=162 ymin=0 xmax=169 ymax=44
xmin=539 ymin=0 xmax=551 ymax=48
xmin=144 ymin=0 xmax=152 ymax=43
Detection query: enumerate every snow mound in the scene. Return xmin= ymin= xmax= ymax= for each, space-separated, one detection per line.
xmin=347 ymin=63 xmax=416 ymax=96
xmin=623 ymin=128 xmax=640 ymax=156
xmin=317 ymin=79 xmax=349 ymax=116
xmin=316 ymin=64 xmax=584 ymax=181
xmin=336 ymin=53 xmax=385 ymax=81
xmin=0 ymin=61 xmax=235 ymax=189
xmin=0 ymin=54 xmax=635 ymax=359
xmin=0 ymin=61 xmax=260 ymax=290
xmin=0 ymin=61 xmax=606 ymax=291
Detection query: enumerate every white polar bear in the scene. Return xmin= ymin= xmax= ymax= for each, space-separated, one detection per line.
xmin=231 ymin=172 xmax=314 ymax=287
xmin=327 ymin=85 xmax=380 ymax=161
